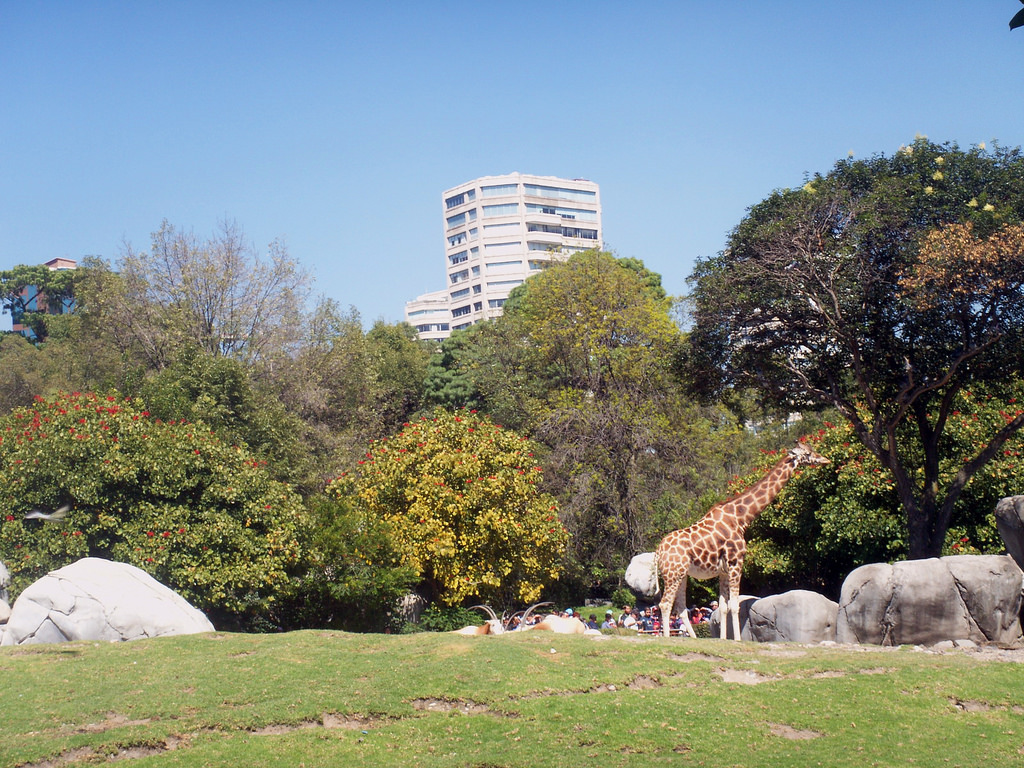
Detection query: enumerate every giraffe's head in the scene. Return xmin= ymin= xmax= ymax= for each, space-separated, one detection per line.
xmin=788 ymin=442 xmax=830 ymax=468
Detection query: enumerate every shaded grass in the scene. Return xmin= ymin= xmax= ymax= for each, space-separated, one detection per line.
xmin=2 ymin=631 xmax=1023 ymax=767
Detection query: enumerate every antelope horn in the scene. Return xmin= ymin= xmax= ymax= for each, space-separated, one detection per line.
xmin=519 ymin=601 xmax=553 ymax=627
xmin=469 ymin=604 xmax=499 ymax=623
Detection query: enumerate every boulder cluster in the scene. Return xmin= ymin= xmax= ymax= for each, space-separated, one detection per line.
xmin=625 ymin=494 xmax=1024 ymax=647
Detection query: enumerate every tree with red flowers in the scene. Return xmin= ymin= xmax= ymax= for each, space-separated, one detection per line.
xmin=0 ymin=392 xmax=306 ymax=628
xmin=327 ymin=408 xmax=567 ymax=607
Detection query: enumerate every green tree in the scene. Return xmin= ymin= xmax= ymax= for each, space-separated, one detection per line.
xmin=426 ymin=250 xmax=748 ymax=594
xmin=0 ymin=392 xmax=306 ymax=629
xmin=688 ymin=138 xmax=1024 ymax=558
xmin=327 ymin=408 xmax=567 ymax=607
xmin=743 ymin=382 xmax=1024 ymax=596
xmin=0 ymin=264 xmax=76 ymax=342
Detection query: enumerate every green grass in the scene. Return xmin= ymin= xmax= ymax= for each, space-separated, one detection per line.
xmin=2 ymin=630 xmax=1023 ymax=767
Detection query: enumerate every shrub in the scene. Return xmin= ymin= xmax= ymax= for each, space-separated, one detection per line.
xmin=0 ymin=392 xmax=305 ymax=629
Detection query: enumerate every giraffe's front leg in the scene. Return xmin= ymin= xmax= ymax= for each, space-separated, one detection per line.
xmin=726 ymin=566 xmax=743 ymax=642
xmin=658 ymin=577 xmax=680 ymax=638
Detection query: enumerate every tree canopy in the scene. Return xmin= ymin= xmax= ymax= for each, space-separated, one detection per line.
xmin=687 ymin=138 xmax=1024 ymax=558
xmin=327 ymin=408 xmax=567 ymax=607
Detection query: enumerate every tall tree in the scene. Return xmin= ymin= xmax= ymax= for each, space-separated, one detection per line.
xmin=430 ymin=250 xmax=743 ymax=592
xmin=107 ymin=220 xmax=309 ymax=369
xmin=687 ymin=138 xmax=1024 ymax=558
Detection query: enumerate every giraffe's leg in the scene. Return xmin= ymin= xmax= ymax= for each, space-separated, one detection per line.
xmin=678 ymin=576 xmax=698 ymax=639
xmin=727 ymin=566 xmax=742 ymax=642
xmin=717 ymin=572 xmax=731 ymax=640
xmin=658 ymin=576 xmax=680 ymax=638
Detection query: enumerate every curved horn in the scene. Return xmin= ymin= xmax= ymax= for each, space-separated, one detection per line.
xmin=469 ymin=604 xmax=499 ymax=623
xmin=519 ymin=601 xmax=553 ymax=627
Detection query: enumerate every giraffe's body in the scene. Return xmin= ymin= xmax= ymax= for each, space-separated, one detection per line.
xmin=656 ymin=443 xmax=829 ymax=639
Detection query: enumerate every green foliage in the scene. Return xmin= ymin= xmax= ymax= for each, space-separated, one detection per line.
xmin=416 ymin=604 xmax=483 ymax=632
xmin=688 ymin=138 xmax=1024 ymax=558
xmin=137 ymin=348 xmax=313 ymax=488
xmin=745 ymin=384 xmax=1024 ymax=596
xmin=0 ymin=263 xmax=76 ymax=342
xmin=274 ymin=494 xmax=417 ymax=633
xmin=0 ymin=392 xmax=306 ymax=629
xmin=327 ymin=408 xmax=567 ymax=607
xmin=610 ymin=586 xmax=636 ymax=610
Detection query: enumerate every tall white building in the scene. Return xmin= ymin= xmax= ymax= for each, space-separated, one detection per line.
xmin=406 ymin=173 xmax=601 ymax=341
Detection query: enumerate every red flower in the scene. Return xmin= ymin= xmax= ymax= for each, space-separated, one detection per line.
xmin=4 ymin=515 xmax=13 ymax=522
xmin=146 ymin=531 xmax=155 ymax=537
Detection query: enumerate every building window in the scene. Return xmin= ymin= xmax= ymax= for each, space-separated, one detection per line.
xmin=523 ymin=184 xmax=597 ymax=203
xmin=472 ymin=284 xmax=482 ymax=294
xmin=471 ymin=265 xmax=481 ymax=276
xmin=562 ymin=226 xmax=598 ymax=239
xmin=452 ymin=304 xmax=472 ymax=318
xmin=483 ymin=203 xmax=519 ymax=218
xmin=481 ymin=183 xmax=518 ymax=197
xmin=486 ymin=260 xmax=523 ymax=275
xmin=469 ymin=228 xmax=478 ymax=240
xmin=445 ymin=192 xmax=466 ymax=209
xmin=452 ymin=322 xmax=472 ymax=331
xmin=487 ymin=279 xmax=524 ymax=288
xmin=470 ymin=246 xmax=479 ymax=257
xmin=448 ymin=232 xmax=467 ymax=246
xmin=528 ymin=260 xmax=548 ymax=271
xmin=450 ymin=287 xmax=470 ymax=299
xmin=483 ymin=222 xmax=520 ymax=234
xmin=484 ymin=241 xmax=522 ymax=256
xmin=526 ymin=204 xmax=597 ymax=222
xmin=446 ymin=212 xmax=466 ymax=229
xmin=473 ymin=302 xmax=483 ymax=312
xmin=450 ymin=269 xmax=469 ymax=284
xmin=449 ymin=250 xmax=468 ymax=265
xmin=488 ymin=298 xmax=506 ymax=309
xmin=468 ymin=209 xmax=477 ymax=221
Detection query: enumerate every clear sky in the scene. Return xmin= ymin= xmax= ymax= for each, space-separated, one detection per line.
xmin=2 ymin=2 xmax=1022 ymax=329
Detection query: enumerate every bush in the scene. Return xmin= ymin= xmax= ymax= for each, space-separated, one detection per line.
xmin=327 ymin=408 xmax=568 ymax=607
xmin=417 ymin=604 xmax=483 ymax=633
xmin=0 ymin=392 xmax=306 ymax=630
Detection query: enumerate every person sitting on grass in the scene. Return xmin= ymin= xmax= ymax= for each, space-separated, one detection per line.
xmin=601 ymin=611 xmax=617 ymax=629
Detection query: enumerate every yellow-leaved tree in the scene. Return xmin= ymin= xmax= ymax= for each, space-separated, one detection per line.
xmin=327 ymin=408 xmax=567 ymax=606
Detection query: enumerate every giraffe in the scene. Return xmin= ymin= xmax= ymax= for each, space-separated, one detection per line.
xmin=656 ymin=443 xmax=829 ymax=640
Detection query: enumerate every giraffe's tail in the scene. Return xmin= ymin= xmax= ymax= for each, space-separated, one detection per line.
xmin=652 ymin=549 xmax=660 ymax=598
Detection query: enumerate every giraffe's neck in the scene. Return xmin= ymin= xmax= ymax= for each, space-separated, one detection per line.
xmin=728 ymin=456 xmax=796 ymax=528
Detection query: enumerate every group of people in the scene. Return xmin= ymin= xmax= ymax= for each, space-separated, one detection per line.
xmin=575 ymin=603 xmax=719 ymax=634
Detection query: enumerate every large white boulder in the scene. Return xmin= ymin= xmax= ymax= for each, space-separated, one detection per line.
xmin=625 ymin=552 xmax=660 ymax=599
xmin=836 ymin=555 xmax=1024 ymax=646
xmin=1 ymin=557 xmax=214 ymax=646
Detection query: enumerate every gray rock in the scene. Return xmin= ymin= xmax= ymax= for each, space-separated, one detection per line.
xmin=625 ymin=552 xmax=660 ymax=599
xmin=747 ymin=590 xmax=838 ymax=643
xmin=836 ymin=555 xmax=1023 ymax=646
xmin=709 ymin=595 xmax=758 ymax=640
xmin=1 ymin=557 xmax=214 ymax=646
xmin=995 ymin=496 xmax=1024 ymax=571
xmin=397 ymin=593 xmax=427 ymax=624
xmin=0 ymin=599 xmax=10 ymax=625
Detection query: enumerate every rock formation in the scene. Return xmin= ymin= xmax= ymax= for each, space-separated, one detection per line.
xmin=1 ymin=557 xmax=214 ymax=645
xmin=836 ymin=555 xmax=1023 ymax=646
xmin=746 ymin=590 xmax=838 ymax=643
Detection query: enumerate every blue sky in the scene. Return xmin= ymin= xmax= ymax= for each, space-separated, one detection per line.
xmin=2 ymin=2 xmax=1022 ymax=329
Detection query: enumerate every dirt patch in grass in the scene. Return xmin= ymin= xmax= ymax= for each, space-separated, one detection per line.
xmin=716 ymin=668 xmax=777 ymax=684
xmin=411 ymin=698 xmax=491 ymax=714
xmin=667 ymin=652 xmax=724 ymax=663
xmin=627 ymin=674 xmax=661 ymax=690
xmin=73 ymin=712 xmax=153 ymax=733
xmin=950 ymin=697 xmax=1024 ymax=714
xmin=768 ymin=722 xmax=823 ymax=740
xmin=20 ymin=738 xmax=184 ymax=768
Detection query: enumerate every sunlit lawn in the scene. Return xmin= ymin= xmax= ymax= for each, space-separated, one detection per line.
xmin=2 ymin=630 xmax=1023 ymax=767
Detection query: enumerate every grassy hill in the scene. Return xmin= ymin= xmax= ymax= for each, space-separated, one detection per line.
xmin=2 ymin=630 xmax=1022 ymax=767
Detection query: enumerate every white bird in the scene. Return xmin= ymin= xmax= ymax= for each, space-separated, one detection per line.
xmin=24 ymin=503 xmax=72 ymax=522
